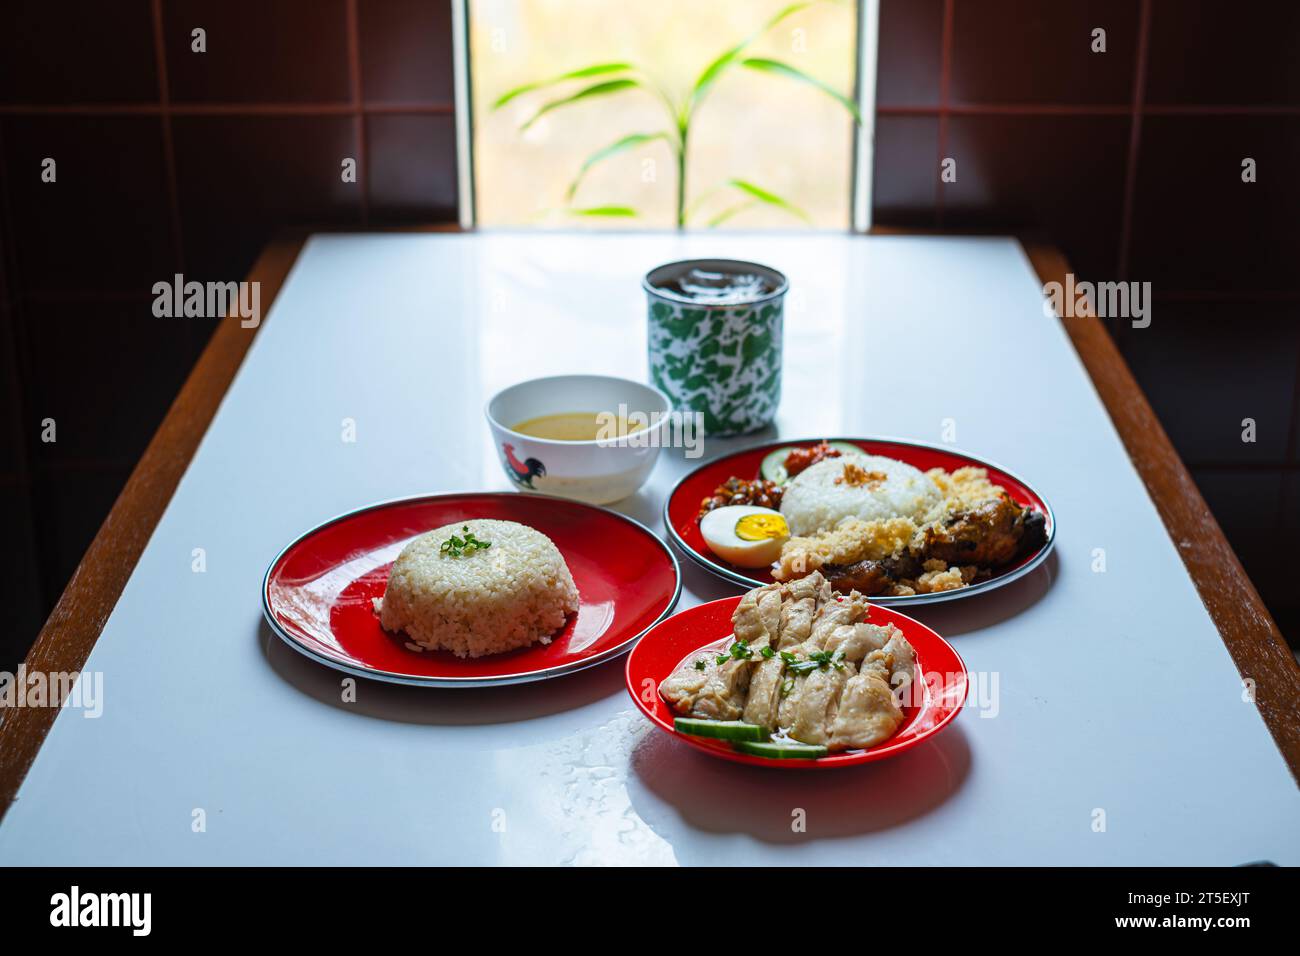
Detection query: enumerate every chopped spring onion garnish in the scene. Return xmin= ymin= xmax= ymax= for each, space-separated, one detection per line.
xmin=715 ymin=640 xmax=754 ymax=665
xmin=783 ymin=648 xmax=846 ymax=675
xmin=440 ymin=526 xmax=492 ymax=558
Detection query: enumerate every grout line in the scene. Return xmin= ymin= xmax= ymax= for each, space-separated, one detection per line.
xmin=0 ymin=103 xmax=455 ymax=117
xmin=151 ymin=0 xmax=185 ymax=274
xmin=879 ymin=104 xmax=1130 ymax=116
xmin=0 ymin=118 xmax=48 ymax=614
xmin=1286 ymin=345 xmax=1300 ymax=462
xmin=345 ymin=0 xmax=368 ymax=226
xmin=6 ymin=99 xmax=1289 ymax=118
xmin=1282 ymin=307 xmax=1300 ymax=528
xmin=23 ymin=290 xmax=159 ymax=303
xmin=29 ymin=458 xmax=142 ymax=476
xmin=361 ymin=102 xmax=456 ymax=115
xmin=1185 ymin=461 xmax=1300 ymax=473
xmin=1117 ymin=0 xmax=1151 ymax=289
xmin=874 ymin=103 xmax=1300 ymax=117
xmin=936 ymin=0 xmax=953 ymax=227
xmin=1153 ymin=290 xmax=1300 ymax=302
xmin=1144 ymin=104 xmax=1300 ymax=116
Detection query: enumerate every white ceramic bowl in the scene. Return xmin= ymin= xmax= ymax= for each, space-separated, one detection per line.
xmin=486 ymin=375 xmax=671 ymax=505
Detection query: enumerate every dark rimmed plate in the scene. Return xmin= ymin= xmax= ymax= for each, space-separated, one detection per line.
xmin=663 ymin=436 xmax=1055 ymax=605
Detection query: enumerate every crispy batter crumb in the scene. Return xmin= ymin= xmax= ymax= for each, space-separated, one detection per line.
xmin=916 ymin=567 xmax=966 ymax=592
xmin=772 ymin=516 xmax=918 ymax=580
xmin=775 ymin=466 xmax=1010 ymax=593
xmin=834 ymin=463 xmax=888 ymax=488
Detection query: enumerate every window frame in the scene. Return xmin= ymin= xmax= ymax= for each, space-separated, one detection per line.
xmin=453 ymin=0 xmax=877 ymax=232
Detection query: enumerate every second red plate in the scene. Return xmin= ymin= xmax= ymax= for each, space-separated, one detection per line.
xmin=626 ymin=595 xmax=968 ymax=769
xmin=263 ymin=492 xmax=681 ymax=687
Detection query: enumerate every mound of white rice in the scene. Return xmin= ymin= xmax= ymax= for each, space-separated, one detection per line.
xmin=779 ymin=453 xmax=942 ymax=536
xmin=376 ymin=519 xmax=578 ymax=658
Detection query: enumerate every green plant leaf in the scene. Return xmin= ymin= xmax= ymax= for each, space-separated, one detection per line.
xmin=689 ymin=2 xmax=815 ymax=111
xmin=739 ymin=57 xmax=863 ymax=123
xmin=565 ymin=132 xmax=672 ymax=201
xmin=492 ymin=63 xmax=633 ymax=110
xmin=569 ymin=206 xmax=639 ymax=217
xmin=706 ymin=200 xmax=756 ymax=227
xmin=519 ymin=79 xmax=641 ymax=131
xmin=727 ymin=178 xmax=810 ymax=222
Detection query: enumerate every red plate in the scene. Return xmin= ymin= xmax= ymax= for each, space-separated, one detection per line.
xmin=263 ymin=493 xmax=681 ymax=687
xmin=626 ymin=595 xmax=968 ymax=768
xmin=664 ymin=436 xmax=1055 ymax=605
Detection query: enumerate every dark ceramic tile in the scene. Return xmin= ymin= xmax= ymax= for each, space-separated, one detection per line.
xmin=1147 ymin=0 xmax=1300 ymax=106
xmin=1271 ymin=606 xmax=1300 ymax=649
xmin=0 ymin=303 xmax=28 ymax=476
xmin=163 ymin=0 xmax=350 ymax=103
xmin=172 ymin=115 xmax=361 ymax=279
xmin=950 ymin=0 xmax=1138 ymax=105
xmin=940 ymin=114 xmax=1129 ymax=280
xmin=366 ymin=114 xmax=458 ymax=222
xmin=0 ymin=0 xmax=158 ymax=104
xmin=1286 ymin=474 xmax=1300 ymax=535
xmin=30 ymin=464 xmax=132 ymax=605
xmin=0 ymin=481 xmax=46 ymax=672
xmin=876 ymin=0 xmax=943 ymax=107
xmin=1128 ymin=116 xmax=1300 ymax=293
xmin=1192 ymin=469 xmax=1286 ymax=607
xmin=1119 ymin=302 xmax=1298 ymax=464
xmin=1273 ymin=472 xmax=1300 ymax=635
xmin=358 ymin=0 xmax=455 ymax=103
xmin=871 ymin=115 xmax=938 ymax=228
xmin=23 ymin=300 xmax=193 ymax=467
xmin=2 ymin=116 xmax=176 ymax=294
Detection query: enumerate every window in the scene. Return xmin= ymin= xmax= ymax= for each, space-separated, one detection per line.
xmin=463 ymin=0 xmax=871 ymax=230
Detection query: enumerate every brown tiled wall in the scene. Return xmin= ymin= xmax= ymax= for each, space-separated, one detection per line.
xmin=0 ymin=0 xmax=459 ymax=671
xmin=1 ymin=1 xmax=1297 ymax=671
xmin=873 ymin=0 xmax=1300 ymax=643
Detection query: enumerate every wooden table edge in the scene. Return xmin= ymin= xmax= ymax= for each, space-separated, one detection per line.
xmin=0 ymin=235 xmax=306 ymax=821
xmin=1 ymin=231 xmax=1294 ymax=826
xmin=1021 ymin=241 xmax=1299 ymax=785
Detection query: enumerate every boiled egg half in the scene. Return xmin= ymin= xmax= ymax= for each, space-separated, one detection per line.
xmin=700 ymin=505 xmax=790 ymax=568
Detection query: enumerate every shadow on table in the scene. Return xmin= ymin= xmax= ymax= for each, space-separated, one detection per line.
xmin=626 ymin=721 xmax=971 ymax=847
xmin=907 ymin=550 xmax=1059 ymax=637
xmin=258 ymin=619 xmax=625 ymax=725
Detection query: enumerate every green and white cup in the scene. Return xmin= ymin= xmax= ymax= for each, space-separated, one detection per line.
xmin=644 ymin=258 xmax=787 ymax=437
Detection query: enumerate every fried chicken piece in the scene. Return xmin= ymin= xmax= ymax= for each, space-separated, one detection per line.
xmin=819 ymin=559 xmax=892 ymax=595
xmin=1019 ymin=507 xmax=1048 ymax=557
xmin=918 ymin=494 xmax=1035 ymax=567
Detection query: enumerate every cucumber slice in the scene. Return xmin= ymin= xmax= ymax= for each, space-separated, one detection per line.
xmin=734 ymin=740 xmax=828 ymax=760
xmin=760 ymin=447 xmax=796 ymax=484
xmin=673 ymin=718 xmax=769 ymax=742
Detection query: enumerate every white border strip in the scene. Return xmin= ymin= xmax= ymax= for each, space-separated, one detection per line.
xmin=852 ymin=0 xmax=879 ymax=232
xmin=452 ymin=0 xmax=475 ymax=228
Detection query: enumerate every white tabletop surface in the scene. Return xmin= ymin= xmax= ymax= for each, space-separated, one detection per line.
xmin=3 ymin=232 xmax=1296 ymax=866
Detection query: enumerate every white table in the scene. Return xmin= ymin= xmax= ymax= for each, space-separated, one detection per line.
xmin=3 ymin=233 xmax=1295 ymax=865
